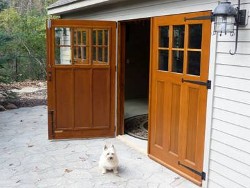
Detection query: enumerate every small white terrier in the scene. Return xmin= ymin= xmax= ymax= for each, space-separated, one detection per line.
xmin=99 ymin=144 xmax=119 ymax=174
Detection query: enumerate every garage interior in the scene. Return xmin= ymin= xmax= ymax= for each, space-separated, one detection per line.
xmin=123 ymin=19 xmax=151 ymax=141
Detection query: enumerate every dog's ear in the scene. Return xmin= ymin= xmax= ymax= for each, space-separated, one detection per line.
xmin=103 ymin=145 xmax=108 ymax=151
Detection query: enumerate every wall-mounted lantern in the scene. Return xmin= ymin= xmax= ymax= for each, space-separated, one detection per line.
xmin=213 ymin=1 xmax=237 ymax=35
xmin=213 ymin=0 xmax=247 ymax=55
xmin=185 ymin=0 xmax=247 ymax=55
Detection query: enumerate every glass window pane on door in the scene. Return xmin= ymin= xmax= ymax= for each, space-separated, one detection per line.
xmin=187 ymin=51 xmax=201 ymax=75
xmin=98 ymin=30 xmax=103 ymax=45
xmin=172 ymin=50 xmax=183 ymax=73
xmin=173 ymin=25 xmax=184 ymax=48
xmin=158 ymin=50 xmax=169 ymax=71
xmin=77 ymin=31 xmax=81 ymax=45
xmin=98 ymin=47 xmax=103 ymax=61
xmin=189 ymin=24 xmax=202 ymax=49
xmin=55 ymin=27 xmax=71 ymax=65
xmin=72 ymin=29 xmax=89 ymax=64
xmin=93 ymin=47 xmax=97 ymax=61
xmin=55 ymin=46 xmax=71 ymax=65
xmin=82 ymin=31 xmax=87 ymax=45
xmin=159 ymin=26 xmax=169 ymax=48
xmin=93 ymin=29 xmax=109 ymax=64
xmin=93 ymin=30 xmax=97 ymax=45
xmin=104 ymin=30 xmax=108 ymax=45
xmin=104 ymin=47 xmax=108 ymax=62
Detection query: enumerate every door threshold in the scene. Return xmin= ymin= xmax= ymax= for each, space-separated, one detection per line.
xmin=117 ymin=134 xmax=147 ymax=155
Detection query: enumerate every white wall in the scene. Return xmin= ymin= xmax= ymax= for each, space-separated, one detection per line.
xmin=208 ymin=1 xmax=250 ymax=187
xmin=57 ymin=0 xmax=250 ymax=187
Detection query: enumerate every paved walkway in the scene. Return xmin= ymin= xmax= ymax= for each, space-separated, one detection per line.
xmin=0 ymin=106 xmax=198 ymax=188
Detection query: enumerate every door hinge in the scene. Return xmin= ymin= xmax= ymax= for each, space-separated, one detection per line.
xmin=178 ymin=161 xmax=206 ymax=180
xmin=48 ymin=110 xmax=54 ymax=134
xmin=47 ymin=71 xmax=52 ymax=81
xmin=182 ymin=78 xmax=211 ymax=89
xmin=47 ymin=19 xmax=51 ymax=29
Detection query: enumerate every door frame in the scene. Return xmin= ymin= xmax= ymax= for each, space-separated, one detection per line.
xmin=117 ymin=18 xmax=152 ymax=136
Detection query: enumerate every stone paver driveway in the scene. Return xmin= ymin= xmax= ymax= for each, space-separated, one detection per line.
xmin=0 ymin=106 xmax=198 ymax=188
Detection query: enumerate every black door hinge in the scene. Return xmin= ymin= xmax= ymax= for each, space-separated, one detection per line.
xmin=48 ymin=110 xmax=54 ymax=134
xmin=182 ymin=78 xmax=211 ymax=89
xmin=178 ymin=161 xmax=206 ymax=180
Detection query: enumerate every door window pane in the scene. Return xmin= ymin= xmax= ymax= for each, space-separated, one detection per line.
xmin=82 ymin=31 xmax=87 ymax=45
xmin=55 ymin=27 xmax=71 ymax=65
xmin=104 ymin=47 xmax=108 ymax=62
xmin=77 ymin=31 xmax=81 ymax=45
xmin=93 ymin=47 xmax=96 ymax=61
xmin=82 ymin=47 xmax=87 ymax=60
xmin=55 ymin=46 xmax=71 ymax=65
xmin=93 ymin=29 xmax=109 ymax=64
xmin=78 ymin=47 xmax=81 ymax=59
xmin=98 ymin=47 xmax=103 ymax=61
xmin=73 ymin=31 xmax=77 ymax=45
xmin=98 ymin=30 xmax=103 ymax=45
xmin=173 ymin=25 xmax=185 ymax=48
xmin=159 ymin=26 xmax=169 ymax=48
xmin=104 ymin=30 xmax=108 ymax=45
xmin=172 ymin=50 xmax=183 ymax=73
xmin=158 ymin=50 xmax=168 ymax=71
xmin=187 ymin=51 xmax=201 ymax=75
xmin=189 ymin=24 xmax=202 ymax=49
xmin=93 ymin=30 xmax=96 ymax=45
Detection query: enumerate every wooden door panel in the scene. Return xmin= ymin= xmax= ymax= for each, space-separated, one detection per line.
xmin=169 ymin=83 xmax=181 ymax=156
xmin=55 ymin=69 xmax=74 ymax=130
xmin=74 ymin=69 xmax=92 ymax=129
xmin=92 ymin=68 xmax=111 ymax=128
xmin=149 ymin=11 xmax=211 ymax=185
xmin=154 ymin=80 xmax=165 ymax=148
xmin=47 ymin=20 xmax=116 ymax=139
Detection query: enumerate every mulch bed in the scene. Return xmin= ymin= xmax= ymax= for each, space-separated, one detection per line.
xmin=0 ymin=81 xmax=47 ymax=110
xmin=124 ymin=114 xmax=148 ymax=140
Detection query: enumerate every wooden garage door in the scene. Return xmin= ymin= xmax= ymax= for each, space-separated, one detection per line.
xmin=47 ymin=20 xmax=116 ymax=139
xmin=148 ymin=11 xmax=211 ymax=185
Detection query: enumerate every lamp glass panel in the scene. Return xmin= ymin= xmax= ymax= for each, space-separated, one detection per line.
xmin=226 ymin=16 xmax=235 ymax=32
xmin=214 ymin=15 xmax=235 ymax=34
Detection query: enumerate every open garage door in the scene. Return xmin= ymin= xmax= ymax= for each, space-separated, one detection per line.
xmin=47 ymin=19 xmax=116 ymax=139
xmin=149 ymin=11 xmax=211 ymax=185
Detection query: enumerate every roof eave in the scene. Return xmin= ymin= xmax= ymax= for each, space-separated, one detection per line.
xmin=47 ymin=0 xmax=110 ymax=16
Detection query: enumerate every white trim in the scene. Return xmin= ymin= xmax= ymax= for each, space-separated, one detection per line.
xmin=202 ymin=25 xmax=218 ymax=188
xmin=47 ymin=0 xmax=110 ymax=15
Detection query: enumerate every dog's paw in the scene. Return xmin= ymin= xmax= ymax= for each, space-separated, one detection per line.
xmin=102 ymin=168 xmax=107 ymax=174
xmin=113 ymin=168 xmax=118 ymax=174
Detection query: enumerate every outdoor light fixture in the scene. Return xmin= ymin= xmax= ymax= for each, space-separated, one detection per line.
xmin=213 ymin=0 xmax=247 ymax=55
xmin=185 ymin=0 xmax=247 ymax=55
xmin=213 ymin=1 xmax=237 ymax=35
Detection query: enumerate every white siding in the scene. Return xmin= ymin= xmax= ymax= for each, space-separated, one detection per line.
xmin=58 ymin=0 xmax=250 ymax=187
xmin=210 ymin=0 xmax=250 ymax=187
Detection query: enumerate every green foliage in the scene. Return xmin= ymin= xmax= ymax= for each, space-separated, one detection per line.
xmin=0 ymin=0 xmax=56 ymax=83
xmin=0 ymin=0 xmax=8 ymax=11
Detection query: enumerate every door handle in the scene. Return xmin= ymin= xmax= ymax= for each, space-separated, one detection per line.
xmin=182 ymin=78 xmax=211 ymax=89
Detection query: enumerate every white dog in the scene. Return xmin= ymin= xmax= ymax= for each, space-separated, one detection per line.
xmin=99 ymin=144 xmax=119 ymax=174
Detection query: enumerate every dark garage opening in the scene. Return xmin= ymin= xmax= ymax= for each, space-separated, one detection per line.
xmin=123 ymin=19 xmax=150 ymax=140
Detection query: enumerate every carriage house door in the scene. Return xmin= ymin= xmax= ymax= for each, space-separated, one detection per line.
xmin=149 ymin=11 xmax=211 ymax=185
xmin=47 ymin=20 xmax=116 ymax=139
